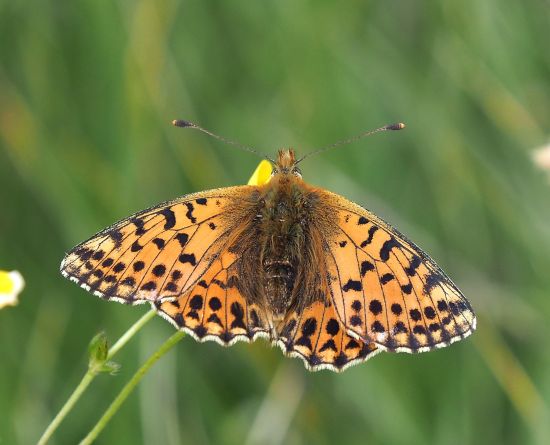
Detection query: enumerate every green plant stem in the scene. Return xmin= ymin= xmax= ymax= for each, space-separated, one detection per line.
xmin=108 ymin=309 xmax=157 ymax=357
xmin=79 ymin=330 xmax=185 ymax=445
xmin=37 ymin=308 xmax=157 ymax=445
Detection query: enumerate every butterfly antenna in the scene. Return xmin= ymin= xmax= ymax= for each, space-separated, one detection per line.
xmin=172 ymin=119 xmax=276 ymax=163
xmin=295 ymin=122 xmax=406 ymax=164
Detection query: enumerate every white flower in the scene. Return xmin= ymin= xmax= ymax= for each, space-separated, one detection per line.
xmin=532 ymin=144 xmax=550 ymax=171
xmin=0 ymin=270 xmax=25 ymax=308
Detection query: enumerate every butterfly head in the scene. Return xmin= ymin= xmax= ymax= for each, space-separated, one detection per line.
xmin=271 ymin=149 xmax=302 ymax=178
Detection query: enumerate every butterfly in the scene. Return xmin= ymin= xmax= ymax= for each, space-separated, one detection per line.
xmin=61 ymin=120 xmax=476 ymax=372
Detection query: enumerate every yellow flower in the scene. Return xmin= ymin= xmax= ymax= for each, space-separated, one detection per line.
xmin=247 ymin=160 xmax=273 ymax=186
xmin=0 ymin=270 xmax=25 ymax=308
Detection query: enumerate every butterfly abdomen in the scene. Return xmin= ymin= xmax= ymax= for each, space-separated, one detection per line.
xmin=256 ymin=175 xmax=330 ymax=318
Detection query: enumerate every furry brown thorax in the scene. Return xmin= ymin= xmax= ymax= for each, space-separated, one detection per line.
xmin=228 ymin=149 xmax=333 ymax=324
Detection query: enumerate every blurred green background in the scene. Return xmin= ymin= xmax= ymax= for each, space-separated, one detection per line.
xmin=1 ymin=0 xmax=550 ymax=444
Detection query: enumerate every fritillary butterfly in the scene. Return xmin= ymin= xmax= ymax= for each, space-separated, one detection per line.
xmin=61 ymin=121 xmax=475 ymax=372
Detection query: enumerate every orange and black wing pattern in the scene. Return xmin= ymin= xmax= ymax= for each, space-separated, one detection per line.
xmin=155 ymin=249 xmax=271 ymax=345
xmin=276 ymin=299 xmax=379 ymax=372
xmin=60 ymin=186 xmax=254 ymax=305
xmin=322 ymin=190 xmax=476 ymax=353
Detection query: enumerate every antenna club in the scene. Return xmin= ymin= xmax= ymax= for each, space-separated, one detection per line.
xmin=386 ymin=123 xmax=406 ymax=131
xmin=172 ymin=119 xmax=194 ymax=128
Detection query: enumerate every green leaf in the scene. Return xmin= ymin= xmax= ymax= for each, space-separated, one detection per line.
xmin=88 ymin=331 xmax=117 ymax=373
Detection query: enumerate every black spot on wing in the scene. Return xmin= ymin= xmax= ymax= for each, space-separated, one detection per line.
xmin=131 ymin=217 xmax=146 ymax=236
xmin=175 ymin=232 xmax=189 ymax=247
xmin=152 ymin=264 xmax=166 ymax=277
xmin=319 ymin=339 xmax=337 ymax=352
xmin=360 ymin=260 xmax=375 ymax=277
xmin=429 ymin=323 xmax=441 ymax=332
xmin=393 ymin=321 xmax=407 ymax=334
xmin=401 ymin=283 xmax=413 ymax=294
xmin=189 ymin=295 xmax=203 ymax=310
xmin=391 ymin=303 xmax=403 ymax=315
xmin=424 ymin=306 xmax=436 ymax=319
xmin=75 ymin=247 xmax=90 ymax=259
xmin=301 ymin=317 xmax=317 ymax=336
xmin=424 ymin=272 xmax=443 ymax=294
xmin=345 ymin=339 xmax=360 ymax=350
xmin=185 ymin=203 xmax=196 ymax=223
xmin=380 ymin=273 xmax=394 ymax=284
xmin=294 ymin=317 xmax=317 ymax=350
xmin=207 ymin=313 xmax=223 ymax=326
xmin=325 ymin=318 xmax=340 ymax=336
xmin=405 ymin=255 xmax=422 ymax=276
xmin=360 ymin=226 xmax=378 ymax=248
xmin=108 ymin=230 xmax=123 ymax=247
xmin=172 ymin=270 xmax=182 ymax=281
xmin=174 ymin=313 xmax=184 ymax=327
xmin=178 ymin=253 xmax=197 ymax=266
xmin=102 ymin=258 xmax=114 ymax=267
xmin=141 ymin=281 xmax=156 ymax=291
xmin=249 ymin=309 xmax=261 ymax=328
xmin=409 ymin=309 xmax=421 ymax=321
xmin=194 ymin=325 xmax=207 ymax=338
xmin=159 ymin=208 xmax=176 ymax=230
xmin=209 ymin=297 xmax=222 ymax=310
xmin=230 ymin=302 xmax=246 ymax=329
xmin=334 ymin=352 xmax=349 ymax=369
xmin=164 ymin=282 xmax=177 ymax=292
xmin=342 ymin=279 xmax=362 ymax=292
xmin=211 ymin=279 xmax=226 ymax=290
xmin=369 ymin=299 xmax=383 ymax=315
xmin=371 ymin=321 xmax=385 ymax=333
xmin=121 ymin=276 xmax=135 ymax=286
xmin=113 ymin=262 xmax=125 ymax=273
xmin=380 ymin=237 xmax=400 ymax=261
xmin=152 ymin=238 xmax=165 ymax=249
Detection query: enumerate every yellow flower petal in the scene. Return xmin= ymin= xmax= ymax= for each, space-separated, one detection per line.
xmin=247 ymin=160 xmax=273 ymax=186
xmin=0 ymin=270 xmax=25 ymax=308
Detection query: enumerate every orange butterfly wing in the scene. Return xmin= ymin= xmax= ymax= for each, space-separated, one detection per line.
xmin=276 ymin=299 xmax=379 ymax=372
xmin=61 ymin=186 xmax=254 ymax=305
xmin=156 ymin=249 xmax=271 ymax=345
xmin=321 ymin=190 xmax=476 ymax=353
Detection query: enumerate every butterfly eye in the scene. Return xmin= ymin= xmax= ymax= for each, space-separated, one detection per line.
xmin=292 ymin=167 xmax=302 ymax=178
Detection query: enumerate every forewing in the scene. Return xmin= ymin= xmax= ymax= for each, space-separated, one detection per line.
xmin=276 ymin=299 xmax=379 ymax=372
xmin=61 ymin=186 xmax=255 ymax=304
xmin=156 ymin=249 xmax=271 ymax=345
xmin=322 ymin=190 xmax=476 ymax=353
